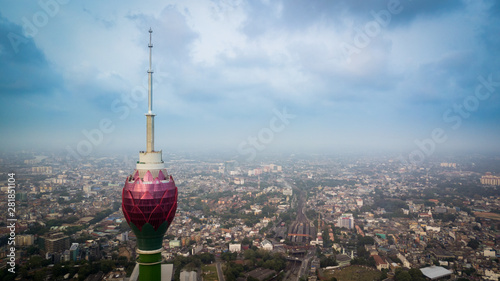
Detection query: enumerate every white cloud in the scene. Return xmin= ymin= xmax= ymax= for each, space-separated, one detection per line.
xmin=1 ymin=0 xmax=499 ymax=153
xmin=181 ymin=0 xmax=248 ymax=65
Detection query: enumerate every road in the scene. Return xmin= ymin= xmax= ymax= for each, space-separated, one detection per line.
xmin=296 ymin=250 xmax=314 ymax=281
xmin=216 ymin=260 xmax=225 ymax=281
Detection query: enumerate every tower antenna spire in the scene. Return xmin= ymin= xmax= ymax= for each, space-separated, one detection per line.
xmin=148 ymin=27 xmax=153 ymax=113
xmin=146 ymin=28 xmax=155 ymax=152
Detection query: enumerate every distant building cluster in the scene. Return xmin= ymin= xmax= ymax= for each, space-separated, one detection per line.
xmin=233 ymin=178 xmax=245 ymax=185
xmin=440 ymin=162 xmax=457 ymax=168
xmin=283 ymin=188 xmax=293 ymax=196
xmin=480 ymin=173 xmax=500 ymax=186
xmin=247 ymin=164 xmax=282 ymax=176
xmin=32 ymin=166 xmax=53 ymax=174
xmin=15 ymin=234 xmax=35 ymax=246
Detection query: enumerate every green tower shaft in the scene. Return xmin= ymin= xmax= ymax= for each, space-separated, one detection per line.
xmin=137 ymin=249 xmax=162 ymax=281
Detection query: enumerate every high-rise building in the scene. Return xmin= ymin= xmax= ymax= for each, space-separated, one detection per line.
xmin=70 ymin=243 xmax=79 ymax=261
xmin=42 ymin=232 xmax=70 ymax=254
xmin=122 ymin=29 xmax=178 ymax=281
xmin=337 ymin=213 xmax=354 ymax=229
xmin=84 ymin=242 xmax=101 ymax=261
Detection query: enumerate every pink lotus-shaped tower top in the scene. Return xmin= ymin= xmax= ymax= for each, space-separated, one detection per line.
xmin=122 ymin=169 xmax=177 ymax=231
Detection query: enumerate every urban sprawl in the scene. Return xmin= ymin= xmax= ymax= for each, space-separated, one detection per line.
xmin=0 ymin=152 xmax=499 ymax=281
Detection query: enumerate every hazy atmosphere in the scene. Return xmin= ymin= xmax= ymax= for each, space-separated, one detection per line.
xmin=2 ymin=2 xmax=500 ymax=280
xmin=1 ymin=0 xmax=500 ymax=157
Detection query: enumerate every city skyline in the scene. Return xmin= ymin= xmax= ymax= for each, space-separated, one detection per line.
xmin=1 ymin=0 xmax=499 ymax=158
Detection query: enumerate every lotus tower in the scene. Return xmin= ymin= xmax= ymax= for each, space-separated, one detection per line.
xmin=121 ymin=29 xmax=178 ymax=281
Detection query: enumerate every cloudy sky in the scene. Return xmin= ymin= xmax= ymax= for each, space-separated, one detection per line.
xmin=1 ymin=0 xmax=499 ymax=160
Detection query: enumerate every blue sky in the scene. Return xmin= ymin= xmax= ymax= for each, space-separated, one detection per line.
xmin=1 ymin=0 xmax=499 ymax=159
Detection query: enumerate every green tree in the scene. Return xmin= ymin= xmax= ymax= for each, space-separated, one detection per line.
xmin=33 ymin=269 xmax=47 ymax=281
xmin=244 ymin=249 xmax=256 ymax=260
xmin=357 ymin=246 xmax=369 ymax=259
xmin=358 ymin=235 xmax=375 ymax=246
xmin=379 ymin=269 xmax=388 ymax=281
xmin=221 ymin=251 xmax=237 ymax=261
xmin=241 ymin=237 xmax=252 ymax=245
xmin=118 ymin=256 xmax=129 ymax=267
xmin=320 ymin=256 xmax=338 ymax=268
xmin=223 ymin=263 xmax=244 ymax=281
xmin=0 ymin=268 xmax=17 ymax=281
xmin=26 ymin=256 xmax=44 ymax=270
xmin=198 ymin=253 xmax=215 ymax=264
xmin=26 ymin=245 xmax=40 ymax=255
xmin=467 ymin=239 xmax=480 ymax=250
xmin=119 ymin=221 xmax=130 ymax=232
xmin=113 ymin=201 xmax=121 ymax=211
xmin=394 ymin=268 xmax=411 ymax=281
xmin=408 ymin=268 xmax=424 ymax=280
xmin=463 ymin=267 xmax=476 ymax=276
xmin=52 ymin=263 xmax=69 ymax=278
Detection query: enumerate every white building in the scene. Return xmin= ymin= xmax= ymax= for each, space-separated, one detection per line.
xmin=261 ymin=239 xmax=273 ymax=251
xmin=397 ymin=253 xmax=411 ymax=268
xmin=229 ymin=243 xmax=241 ymax=253
xmin=169 ymin=240 xmax=181 ymax=248
xmin=485 ymin=269 xmax=500 ymax=281
xmin=420 ymin=266 xmax=452 ymax=280
xmin=426 ymin=226 xmax=441 ymax=232
xmin=356 ymin=198 xmax=363 ymax=207
xmin=484 ymin=247 xmax=496 ymax=257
